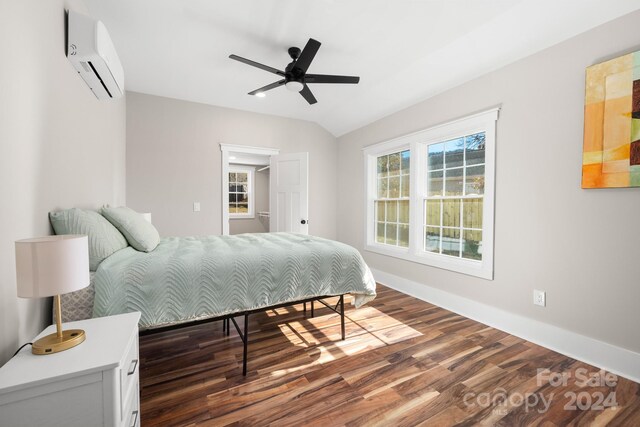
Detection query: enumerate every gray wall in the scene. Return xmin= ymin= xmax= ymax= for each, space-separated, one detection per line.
xmin=230 ymin=167 xmax=270 ymax=234
xmin=338 ymin=10 xmax=640 ymax=354
xmin=0 ymin=0 xmax=126 ymax=364
xmin=126 ymin=92 xmax=338 ymax=239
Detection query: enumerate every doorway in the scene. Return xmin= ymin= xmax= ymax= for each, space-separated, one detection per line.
xmin=220 ymin=144 xmax=309 ymax=236
xmin=221 ymin=144 xmax=279 ymax=236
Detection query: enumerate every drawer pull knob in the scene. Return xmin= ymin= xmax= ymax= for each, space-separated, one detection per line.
xmin=130 ymin=410 xmax=139 ymax=427
xmin=127 ymin=359 xmax=138 ymax=376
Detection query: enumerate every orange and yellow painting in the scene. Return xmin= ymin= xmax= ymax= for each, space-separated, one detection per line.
xmin=582 ymin=50 xmax=640 ymax=188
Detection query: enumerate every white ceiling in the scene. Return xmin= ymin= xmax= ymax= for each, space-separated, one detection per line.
xmin=84 ymin=0 xmax=640 ymax=136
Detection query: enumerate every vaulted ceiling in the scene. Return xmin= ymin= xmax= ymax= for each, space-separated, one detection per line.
xmin=85 ymin=0 xmax=640 ymax=136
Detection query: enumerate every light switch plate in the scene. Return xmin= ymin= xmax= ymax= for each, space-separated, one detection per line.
xmin=193 ymin=202 xmax=200 ymax=212
xmin=533 ymin=289 xmax=546 ymax=307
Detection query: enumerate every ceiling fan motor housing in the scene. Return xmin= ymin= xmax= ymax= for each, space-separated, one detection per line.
xmin=284 ymin=57 xmax=305 ymax=92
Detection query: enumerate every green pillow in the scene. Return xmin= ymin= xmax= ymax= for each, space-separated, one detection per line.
xmin=101 ymin=207 xmax=160 ymax=253
xmin=49 ymin=208 xmax=128 ymax=271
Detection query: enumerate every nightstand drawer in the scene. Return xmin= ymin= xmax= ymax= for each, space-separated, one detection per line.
xmin=122 ymin=380 xmax=140 ymax=427
xmin=120 ymin=332 xmax=139 ymax=421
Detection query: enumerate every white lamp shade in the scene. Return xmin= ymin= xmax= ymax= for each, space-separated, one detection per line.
xmin=15 ymin=235 xmax=90 ymax=298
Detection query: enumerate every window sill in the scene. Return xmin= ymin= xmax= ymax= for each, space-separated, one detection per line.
xmin=365 ymin=243 xmax=493 ymax=280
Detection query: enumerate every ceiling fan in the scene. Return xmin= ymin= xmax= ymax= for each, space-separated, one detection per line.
xmin=229 ymin=38 xmax=360 ymax=105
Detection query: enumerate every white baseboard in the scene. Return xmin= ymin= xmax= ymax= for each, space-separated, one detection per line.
xmin=372 ymin=268 xmax=640 ymax=384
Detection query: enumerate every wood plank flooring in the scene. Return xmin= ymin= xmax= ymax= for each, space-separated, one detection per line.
xmin=139 ymin=285 xmax=640 ymax=426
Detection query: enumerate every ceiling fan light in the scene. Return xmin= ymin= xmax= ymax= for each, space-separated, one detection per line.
xmin=255 ymin=92 xmax=266 ymax=98
xmin=285 ymin=81 xmax=304 ymax=92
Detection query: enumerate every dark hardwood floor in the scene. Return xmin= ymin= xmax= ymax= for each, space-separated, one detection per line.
xmin=139 ymin=285 xmax=640 ymax=426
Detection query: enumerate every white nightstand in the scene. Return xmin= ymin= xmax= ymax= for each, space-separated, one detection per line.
xmin=0 ymin=312 xmax=141 ymax=427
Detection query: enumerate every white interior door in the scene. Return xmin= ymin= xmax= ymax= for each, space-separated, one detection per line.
xmin=270 ymin=152 xmax=309 ymax=234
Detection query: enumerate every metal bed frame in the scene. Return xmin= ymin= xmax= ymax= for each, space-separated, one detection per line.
xmin=141 ymin=294 xmax=346 ymax=376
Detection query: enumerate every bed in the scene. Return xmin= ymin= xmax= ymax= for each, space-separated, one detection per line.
xmin=51 ymin=208 xmax=376 ymax=374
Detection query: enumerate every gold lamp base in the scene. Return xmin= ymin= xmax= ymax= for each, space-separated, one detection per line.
xmin=32 ymin=329 xmax=86 ymax=355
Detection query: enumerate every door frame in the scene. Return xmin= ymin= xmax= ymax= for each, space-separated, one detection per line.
xmin=220 ymin=144 xmax=280 ymax=235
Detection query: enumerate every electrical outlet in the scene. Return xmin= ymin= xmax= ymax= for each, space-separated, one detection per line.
xmin=193 ymin=202 xmax=201 ymax=212
xmin=533 ymin=289 xmax=546 ymax=307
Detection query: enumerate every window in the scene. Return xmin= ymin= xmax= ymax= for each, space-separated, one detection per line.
xmin=364 ymin=109 xmax=498 ymax=279
xmin=375 ymin=150 xmax=410 ymax=247
xmin=229 ymin=166 xmax=254 ymax=218
xmin=424 ymin=132 xmax=485 ymax=260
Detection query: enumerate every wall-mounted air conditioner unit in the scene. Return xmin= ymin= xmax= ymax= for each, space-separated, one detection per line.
xmin=66 ymin=10 xmax=124 ymax=100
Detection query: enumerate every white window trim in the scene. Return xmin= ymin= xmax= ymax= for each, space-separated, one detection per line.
xmin=229 ymin=165 xmax=255 ymax=219
xmin=363 ymin=108 xmax=499 ymax=280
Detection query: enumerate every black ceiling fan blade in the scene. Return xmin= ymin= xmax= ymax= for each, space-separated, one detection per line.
xmin=299 ymin=84 xmax=317 ymax=105
xmin=248 ymin=80 xmax=285 ymax=96
xmin=305 ymin=74 xmax=360 ymax=84
xmin=229 ymin=54 xmax=285 ymax=76
xmin=293 ymin=38 xmax=321 ymax=74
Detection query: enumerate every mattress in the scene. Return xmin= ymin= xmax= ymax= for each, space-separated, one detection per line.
xmin=92 ymin=233 xmax=376 ymax=329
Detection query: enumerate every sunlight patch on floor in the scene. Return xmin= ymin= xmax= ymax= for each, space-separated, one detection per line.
xmin=264 ymin=306 xmax=423 ymax=377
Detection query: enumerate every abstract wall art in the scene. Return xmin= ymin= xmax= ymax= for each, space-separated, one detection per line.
xmin=582 ymin=50 xmax=640 ymax=188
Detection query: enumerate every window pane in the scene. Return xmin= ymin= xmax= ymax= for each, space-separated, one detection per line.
xmin=388 ymin=176 xmax=400 ymax=198
xmin=229 ymin=172 xmax=236 ymax=182
xmin=401 ymin=150 xmax=410 ymax=173
xmin=378 ymin=178 xmax=388 ymax=199
xmin=375 ymin=201 xmax=386 ymax=222
xmin=237 ymin=173 xmax=248 ymax=183
xmin=428 ymin=170 xmax=443 ymax=196
xmin=428 ymin=143 xmax=444 ymax=170
xmin=441 ymin=228 xmax=461 ymax=256
xmin=386 ymin=201 xmax=398 ymax=222
xmin=442 ymin=199 xmax=461 ymax=228
xmin=425 ymin=200 xmax=441 ymax=226
xmin=445 ymin=168 xmax=464 ymax=196
xmin=398 ymin=225 xmax=409 ymax=248
xmin=465 ymin=165 xmax=485 ymax=195
xmin=385 ymin=223 xmax=398 ymax=245
xmin=444 ymin=137 xmax=464 ymax=169
xmin=463 ymin=198 xmax=483 ymax=229
xmin=237 ymin=193 xmax=248 ymax=203
xmin=237 ymin=203 xmax=248 ymax=213
xmin=400 ymin=174 xmax=410 ymax=198
xmin=377 ymin=155 xmax=388 ymax=178
xmin=463 ymin=230 xmax=483 ymax=260
xmin=466 ymin=132 xmax=485 ymax=165
xmin=229 ymin=193 xmax=237 ymax=203
xmin=389 ymin=153 xmax=401 ymax=175
xmin=425 ymin=227 xmax=440 ymax=253
xmin=229 ymin=204 xmax=237 ymax=213
xmin=376 ymin=222 xmax=385 ymax=243
xmin=398 ymin=200 xmax=409 ymax=223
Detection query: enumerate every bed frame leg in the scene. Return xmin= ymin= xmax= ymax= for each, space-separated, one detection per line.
xmin=311 ymin=300 xmax=314 ymax=318
xmin=303 ymin=302 xmax=307 ymax=316
xmin=340 ymin=294 xmax=345 ymax=340
xmin=242 ymin=313 xmax=249 ymax=376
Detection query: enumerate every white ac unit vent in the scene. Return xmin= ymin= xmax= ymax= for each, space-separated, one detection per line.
xmin=67 ymin=10 xmax=124 ymax=100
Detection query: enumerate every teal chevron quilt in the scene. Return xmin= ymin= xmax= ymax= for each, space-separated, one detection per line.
xmin=93 ymin=233 xmax=377 ymax=329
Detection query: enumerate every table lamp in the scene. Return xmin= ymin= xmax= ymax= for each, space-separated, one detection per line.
xmin=15 ymin=235 xmax=90 ymax=355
